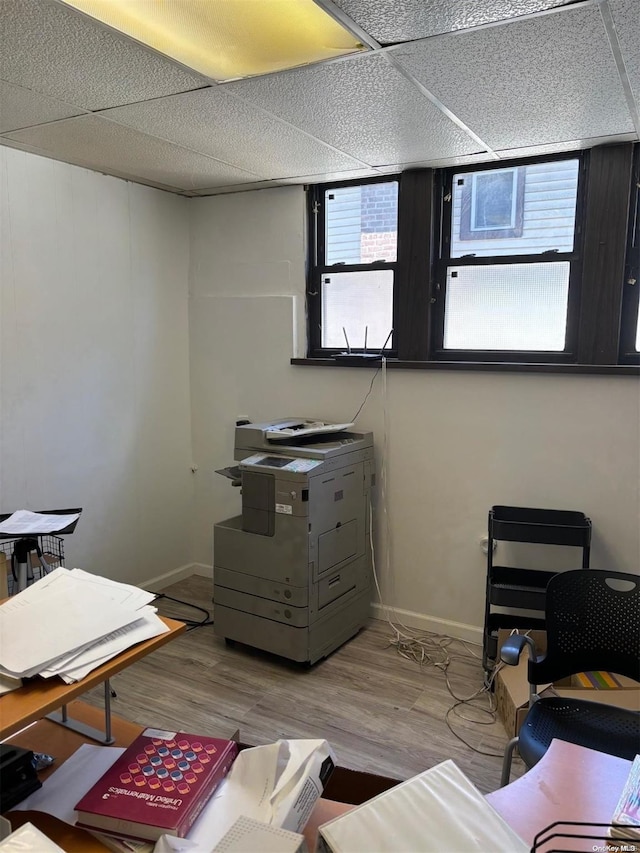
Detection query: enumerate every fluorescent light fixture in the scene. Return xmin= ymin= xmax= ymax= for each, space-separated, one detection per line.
xmin=59 ymin=0 xmax=367 ymax=82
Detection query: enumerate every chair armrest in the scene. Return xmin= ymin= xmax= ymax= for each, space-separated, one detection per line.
xmin=500 ymin=633 xmax=537 ymax=666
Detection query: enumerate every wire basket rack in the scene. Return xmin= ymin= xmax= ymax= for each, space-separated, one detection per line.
xmin=0 ymin=534 xmax=65 ymax=596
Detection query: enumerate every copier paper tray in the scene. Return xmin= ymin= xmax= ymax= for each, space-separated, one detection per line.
xmin=265 ymin=420 xmax=354 ymax=440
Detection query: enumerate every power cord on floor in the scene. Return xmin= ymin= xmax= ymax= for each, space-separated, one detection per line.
xmin=383 ymin=613 xmax=506 ymax=758
xmin=151 ymin=592 xmax=214 ymax=631
xmin=362 ymin=363 xmax=507 ymax=758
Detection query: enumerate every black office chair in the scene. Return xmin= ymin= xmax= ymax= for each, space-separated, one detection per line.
xmin=499 ymin=569 xmax=640 ymax=787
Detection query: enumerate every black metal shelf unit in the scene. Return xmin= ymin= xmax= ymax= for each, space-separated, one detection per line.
xmin=483 ymin=505 xmax=592 ymax=674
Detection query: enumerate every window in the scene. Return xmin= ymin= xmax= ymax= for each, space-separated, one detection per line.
xmin=435 ymin=157 xmax=582 ymax=361
xmin=305 ymin=143 xmax=638 ymax=370
xmin=307 ymin=178 xmax=398 ymax=355
xmin=460 ymin=167 xmax=525 ymax=240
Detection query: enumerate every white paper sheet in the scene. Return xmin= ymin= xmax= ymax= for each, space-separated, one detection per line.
xmin=0 ymin=510 xmax=80 ymax=535
xmin=0 ymin=674 xmax=23 ymax=695
xmin=67 ymin=569 xmax=156 ymax=610
xmin=0 ymin=823 xmax=65 ymax=852
xmin=187 ymin=739 xmax=333 ymax=850
xmin=0 ymin=584 xmax=142 ymax=676
xmin=13 ymin=745 xmax=124 ymax=824
xmin=40 ymin=608 xmax=169 ymax=683
xmin=5 ymin=568 xmax=154 ymax=612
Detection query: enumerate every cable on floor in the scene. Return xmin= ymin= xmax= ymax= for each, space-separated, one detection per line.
xmin=363 ymin=361 xmax=508 ymax=759
xmin=151 ymin=591 xmax=214 ymax=631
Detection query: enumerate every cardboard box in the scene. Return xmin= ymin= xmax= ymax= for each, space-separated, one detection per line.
xmin=494 ymin=629 xmax=640 ymax=737
xmin=553 ymin=672 xmax=640 ymax=711
xmin=494 ymin=630 xmax=548 ymax=738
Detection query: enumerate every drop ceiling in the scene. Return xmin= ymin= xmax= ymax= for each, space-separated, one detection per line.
xmin=0 ymin=0 xmax=638 ymax=196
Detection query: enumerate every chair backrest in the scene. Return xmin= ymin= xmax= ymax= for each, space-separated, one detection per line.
xmin=529 ymin=569 xmax=640 ymax=685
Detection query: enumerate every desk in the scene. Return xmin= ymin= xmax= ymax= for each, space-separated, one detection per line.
xmin=4 ymin=705 xmax=353 ymax=852
xmin=486 ymin=739 xmax=631 ymax=850
xmin=311 ymin=741 xmax=630 ymax=852
xmin=0 ymin=615 xmax=185 ymax=744
xmin=4 ymin=718 xmax=630 ymax=853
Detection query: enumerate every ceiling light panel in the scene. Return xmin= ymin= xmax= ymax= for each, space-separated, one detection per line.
xmin=0 ymin=0 xmax=205 ymax=110
xmin=391 ymin=5 xmax=634 ymax=151
xmin=225 ymin=53 xmax=483 ymax=166
xmin=58 ymin=0 xmax=366 ymax=82
xmin=4 ymin=116 xmax=263 ymax=191
xmin=609 ymin=0 xmax=640 ymax=110
xmin=97 ymin=88 xmax=366 ymax=179
xmin=0 ymin=80 xmax=85 ymax=134
xmin=332 ymin=0 xmax=575 ymax=43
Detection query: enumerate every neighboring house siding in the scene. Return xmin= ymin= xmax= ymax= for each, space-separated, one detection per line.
xmin=326 ymin=187 xmax=363 ymax=265
xmin=326 ymin=183 xmax=398 ymax=265
xmin=452 ymin=159 xmax=579 ymax=257
xmin=326 ymin=162 xmax=578 ymax=266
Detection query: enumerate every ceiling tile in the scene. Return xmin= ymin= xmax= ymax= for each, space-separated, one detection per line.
xmin=97 ymin=87 xmax=366 ymax=180
xmin=383 ymin=152 xmax=498 ymax=171
xmin=192 ymin=166 xmax=386 ymax=196
xmin=495 ymin=132 xmax=639 ymax=161
xmin=0 ymin=0 xmax=206 ymax=111
xmin=190 ymin=181 xmax=287 ymax=197
xmin=333 ymin=0 xmax=574 ymax=44
xmin=2 ymin=116 xmax=263 ymax=192
xmin=225 ymin=53 xmax=482 ymax=167
xmin=0 ymin=79 xmax=85 ymax=133
xmin=609 ymin=0 xmax=640 ymax=111
xmin=391 ymin=5 xmax=635 ymax=150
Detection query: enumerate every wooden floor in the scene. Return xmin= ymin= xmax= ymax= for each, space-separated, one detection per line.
xmin=83 ymin=575 xmax=524 ymax=794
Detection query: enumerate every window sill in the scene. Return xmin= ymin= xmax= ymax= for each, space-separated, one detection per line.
xmin=291 ymin=358 xmax=640 ymax=376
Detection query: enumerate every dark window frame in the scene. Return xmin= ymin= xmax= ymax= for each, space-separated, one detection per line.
xmin=618 ymin=144 xmax=640 ymax=365
xmin=305 ymin=142 xmax=638 ymax=370
xmin=431 ymin=151 xmax=586 ymax=364
xmin=306 ymin=175 xmax=400 ymax=358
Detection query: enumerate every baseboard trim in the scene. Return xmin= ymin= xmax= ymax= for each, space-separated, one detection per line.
xmin=370 ymin=602 xmax=482 ymax=646
xmin=191 ymin=563 xmax=213 ymax=578
xmin=140 ymin=568 xmax=481 ymax=645
xmin=141 ymin=563 xmax=211 ymax=591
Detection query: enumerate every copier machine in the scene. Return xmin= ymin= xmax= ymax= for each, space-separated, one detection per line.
xmin=213 ymin=419 xmax=374 ymax=664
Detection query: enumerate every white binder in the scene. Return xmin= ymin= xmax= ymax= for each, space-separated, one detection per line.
xmin=317 ymin=760 xmax=528 ymax=853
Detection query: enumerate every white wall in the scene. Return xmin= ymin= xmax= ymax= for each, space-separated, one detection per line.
xmin=2 ymin=152 xmax=637 ymax=635
xmin=0 ymin=147 xmax=194 ymax=586
xmin=189 ymin=185 xmax=640 ymax=639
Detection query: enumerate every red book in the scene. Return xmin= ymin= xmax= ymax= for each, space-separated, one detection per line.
xmin=74 ymin=728 xmax=238 ymax=842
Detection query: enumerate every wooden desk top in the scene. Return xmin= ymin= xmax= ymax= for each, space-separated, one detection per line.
xmin=4 ymin=704 xmax=628 ymax=852
xmin=4 ymin=704 xmax=347 ymax=853
xmin=0 ymin=616 xmax=185 ymax=740
xmin=486 ymin=739 xmax=631 ymax=849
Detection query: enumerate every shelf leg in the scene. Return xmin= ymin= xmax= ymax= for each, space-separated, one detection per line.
xmin=46 ymin=678 xmax=116 ymax=745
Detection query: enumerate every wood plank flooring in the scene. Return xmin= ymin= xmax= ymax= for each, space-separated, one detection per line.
xmin=82 ymin=576 xmax=524 ymax=794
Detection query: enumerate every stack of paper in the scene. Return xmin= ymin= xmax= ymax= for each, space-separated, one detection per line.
xmin=0 ymin=509 xmax=81 ymax=535
xmin=0 ymin=568 xmax=169 ymax=684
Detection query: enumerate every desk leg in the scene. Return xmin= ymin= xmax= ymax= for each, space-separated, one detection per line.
xmin=46 ymin=679 xmax=115 ymax=745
